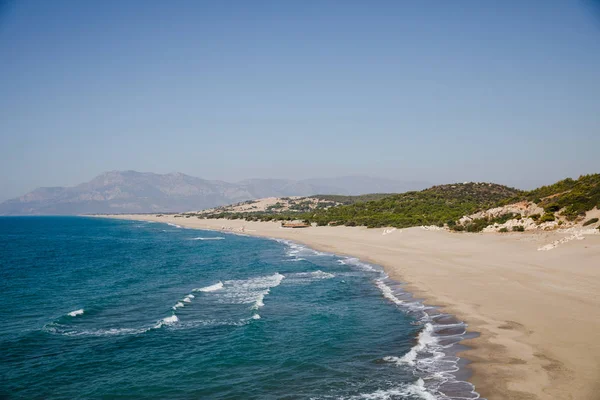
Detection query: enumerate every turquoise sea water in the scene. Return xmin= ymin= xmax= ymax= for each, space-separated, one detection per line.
xmin=0 ymin=217 xmax=480 ymax=399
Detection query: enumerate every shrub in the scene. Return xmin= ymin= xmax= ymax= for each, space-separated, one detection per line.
xmin=545 ymin=204 xmax=561 ymax=212
xmin=530 ymin=214 xmax=540 ymax=221
xmin=583 ymin=218 xmax=599 ymax=227
xmin=499 ymin=227 xmax=509 ymax=233
xmin=512 ymin=225 xmax=525 ymax=232
xmin=539 ymin=213 xmax=555 ymax=223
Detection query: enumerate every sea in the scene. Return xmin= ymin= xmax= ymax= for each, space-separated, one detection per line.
xmin=0 ymin=217 xmax=481 ymax=399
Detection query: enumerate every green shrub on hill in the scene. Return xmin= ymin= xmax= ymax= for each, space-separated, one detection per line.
xmin=583 ymin=217 xmax=599 ymax=227
xmin=509 ymin=174 xmax=600 ymax=220
xmin=202 ymin=174 xmax=600 ymax=231
xmin=539 ymin=213 xmax=556 ymax=223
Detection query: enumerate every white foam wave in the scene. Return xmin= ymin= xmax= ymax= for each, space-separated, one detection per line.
xmin=167 ymin=223 xmax=182 ymax=228
xmin=375 ymin=280 xmax=404 ymax=306
xmin=252 ymin=292 xmax=266 ymax=309
xmin=191 ymin=237 xmax=225 ymax=241
xmin=285 ymin=270 xmax=335 ymax=284
xmin=68 ymin=309 xmax=84 ymax=317
xmin=350 ymin=379 xmax=436 ymax=400
xmin=194 ymin=281 xmax=224 ymax=292
xmin=183 ymin=297 xmax=192 ymax=303
xmin=339 ymin=257 xmax=378 ymax=272
xmin=172 ymin=302 xmax=184 ymax=309
xmin=154 ymin=315 xmax=179 ymax=329
xmin=400 ymin=323 xmax=436 ymax=365
xmin=215 ymin=273 xmax=285 ymax=309
xmin=44 ymin=322 xmax=152 ymax=337
xmin=273 ymin=238 xmax=333 ymax=258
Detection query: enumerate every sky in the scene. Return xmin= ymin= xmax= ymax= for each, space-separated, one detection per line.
xmin=1 ymin=0 xmax=599 ymax=201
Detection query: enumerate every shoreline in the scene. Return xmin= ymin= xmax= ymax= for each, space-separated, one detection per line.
xmin=95 ymin=214 xmax=600 ymax=400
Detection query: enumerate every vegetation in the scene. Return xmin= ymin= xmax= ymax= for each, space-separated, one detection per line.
xmin=506 ymin=174 xmax=600 ymax=220
xmin=539 ymin=212 xmax=556 ymax=223
xmin=311 ymin=193 xmax=396 ymax=205
xmin=452 ymin=212 xmax=518 ymax=233
xmin=200 ymin=182 xmax=521 ymax=229
xmin=512 ymin=225 xmax=525 ymax=232
xmin=197 ymin=174 xmax=600 ymax=232
xmin=499 ymin=227 xmax=509 ymax=233
xmin=583 ymin=217 xmax=599 ymax=227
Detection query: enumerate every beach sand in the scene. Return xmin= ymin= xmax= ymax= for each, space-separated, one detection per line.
xmin=100 ymin=214 xmax=600 ymax=400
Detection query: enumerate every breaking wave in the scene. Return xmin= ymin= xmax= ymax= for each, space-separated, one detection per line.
xmin=67 ymin=309 xmax=84 ymax=317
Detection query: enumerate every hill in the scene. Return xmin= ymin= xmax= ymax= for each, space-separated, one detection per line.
xmin=505 ymin=174 xmax=600 ymax=220
xmin=198 ymin=182 xmax=522 ymax=228
xmin=449 ymin=174 xmax=600 ymax=233
xmin=303 ymin=182 xmax=522 ymax=228
xmin=0 ymin=171 xmax=426 ymax=215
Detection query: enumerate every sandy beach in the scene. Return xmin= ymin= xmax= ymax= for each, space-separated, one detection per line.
xmin=100 ymin=214 xmax=600 ymax=400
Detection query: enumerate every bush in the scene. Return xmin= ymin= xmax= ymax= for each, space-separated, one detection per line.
xmin=530 ymin=214 xmax=540 ymax=221
xmin=539 ymin=212 xmax=556 ymax=223
xmin=512 ymin=225 xmax=525 ymax=232
xmin=583 ymin=218 xmax=599 ymax=227
xmin=499 ymin=227 xmax=509 ymax=233
xmin=545 ymin=204 xmax=561 ymax=212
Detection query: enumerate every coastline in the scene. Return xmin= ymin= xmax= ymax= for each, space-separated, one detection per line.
xmin=95 ymin=214 xmax=600 ymax=400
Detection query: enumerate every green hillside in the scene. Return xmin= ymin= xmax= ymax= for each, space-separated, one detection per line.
xmin=201 ymin=182 xmax=521 ymax=228
xmin=507 ymin=174 xmax=600 ymax=220
xmin=311 ymin=193 xmax=396 ymax=205
xmin=304 ymin=183 xmax=521 ymax=228
xmin=199 ymin=175 xmax=600 ymax=229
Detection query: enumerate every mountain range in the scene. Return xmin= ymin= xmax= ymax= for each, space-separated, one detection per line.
xmin=0 ymin=171 xmax=429 ymax=215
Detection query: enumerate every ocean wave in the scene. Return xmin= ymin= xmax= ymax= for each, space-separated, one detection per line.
xmin=43 ymin=311 xmax=262 ymax=337
xmin=153 ymin=315 xmax=179 ymax=329
xmin=350 ymin=379 xmax=437 ymax=400
xmin=205 ymin=273 xmax=285 ymax=310
xmin=194 ymin=281 xmax=224 ymax=292
xmin=67 ymin=309 xmax=84 ymax=317
xmin=338 ymin=257 xmax=379 ymax=273
xmin=370 ymin=275 xmax=478 ymax=399
xmin=44 ymin=325 xmax=151 ymax=337
xmin=273 ymin=238 xmax=333 ymax=258
xmin=284 ymin=270 xmax=335 ymax=284
xmin=172 ymin=302 xmax=185 ymax=310
xmin=375 ymin=280 xmax=404 ymax=306
xmin=191 ymin=237 xmax=225 ymax=241
xmin=166 ymin=223 xmax=183 ymax=228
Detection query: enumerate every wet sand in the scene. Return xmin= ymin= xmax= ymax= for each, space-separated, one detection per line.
xmin=98 ymin=214 xmax=600 ymax=400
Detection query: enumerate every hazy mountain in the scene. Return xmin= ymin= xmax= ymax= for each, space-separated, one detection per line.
xmin=0 ymin=171 xmax=430 ymax=215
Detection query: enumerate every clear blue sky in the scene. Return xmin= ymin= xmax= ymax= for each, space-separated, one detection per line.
xmin=1 ymin=0 xmax=599 ymax=200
